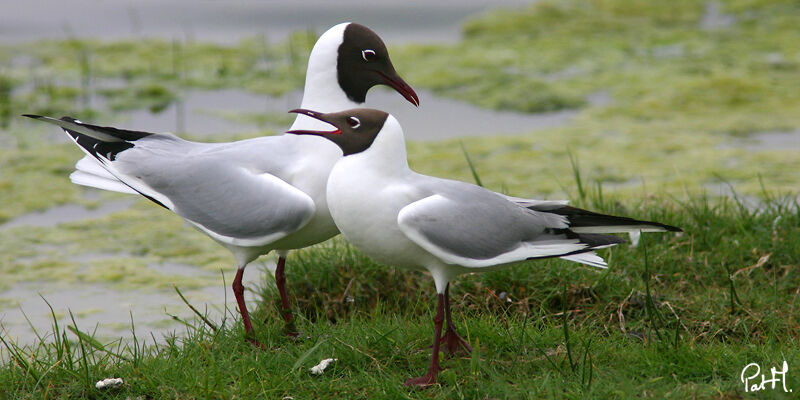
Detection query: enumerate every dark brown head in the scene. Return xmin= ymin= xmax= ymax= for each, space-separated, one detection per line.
xmin=337 ymin=23 xmax=419 ymax=106
xmin=287 ymin=108 xmax=390 ymax=156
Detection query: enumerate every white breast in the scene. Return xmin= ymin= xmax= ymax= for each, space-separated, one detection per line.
xmin=326 ymin=155 xmax=433 ymax=271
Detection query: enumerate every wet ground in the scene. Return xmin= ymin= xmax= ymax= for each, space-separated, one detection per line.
xmin=0 ymin=258 xmax=272 ymax=346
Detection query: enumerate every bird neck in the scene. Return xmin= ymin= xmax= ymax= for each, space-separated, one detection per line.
xmin=349 ymin=116 xmax=409 ymax=175
xmin=288 ymin=23 xmax=361 ymax=132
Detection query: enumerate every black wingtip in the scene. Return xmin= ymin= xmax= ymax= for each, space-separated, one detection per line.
xmin=540 ymin=204 xmax=683 ymax=234
xmin=665 ymin=224 xmax=684 ymax=233
xmin=647 ymin=221 xmax=683 ymax=233
xmin=576 ymin=232 xmax=627 ymax=247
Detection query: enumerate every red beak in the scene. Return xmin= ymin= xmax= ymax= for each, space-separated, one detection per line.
xmin=286 ymin=109 xmax=341 ymax=135
xmin=376 ymin=71 xmax=420 ymax=107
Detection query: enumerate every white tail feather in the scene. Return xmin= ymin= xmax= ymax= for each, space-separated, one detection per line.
xmin=75 ymin=156 xmax=116 ymax=180
xmin=560 ymin=251 xmax=608 ymax=268
xmin=63 ymin=130 xmax=174 ymax=209
xmin=71 ymin=156 xmax=137 ymax=194
xmin=69 ymin=171 xmax=137 ymax=194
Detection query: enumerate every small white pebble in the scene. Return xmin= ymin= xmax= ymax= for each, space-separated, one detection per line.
xmin=95 ymin=377 xmax=124 ymax=390
xmin=309 ymin=358 xmax=337 ymax=375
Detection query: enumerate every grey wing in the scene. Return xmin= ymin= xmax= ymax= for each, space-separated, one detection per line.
xmin=157 ymin=165 xmax=314 ymax=247
xmin=30 ymin=115 xmax=315 ymax=247
xmin=111 ymin=136 xmax=315 ymax=247
xmin=396 ymin=181 xmax=592 ymax=268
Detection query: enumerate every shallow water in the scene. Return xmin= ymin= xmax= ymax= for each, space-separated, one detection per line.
xmin=0 ymin=260 xmax=272 ymax=346
xmin=0 ymin=0 xmax=532 ymax=44
xmin=722 ymin=130 xmax=800 ymax=151
xmin=700 ymin=1 xmax=736 ymax=30
xmin=0 ymin=199 xmax=136 ymax=230
xmin=103 ymin=87 xmax=588 ymax=140
xmin=24 ymin=80 xmax=591 ymax=141
xmin=120 ymin=89 xmax=299 ymax=136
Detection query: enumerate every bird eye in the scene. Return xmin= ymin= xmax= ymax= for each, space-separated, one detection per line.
xmin=361 ymin=49 xmax=376 ymax=62
xmin=347 ymin=117 xmax=361 ymax=129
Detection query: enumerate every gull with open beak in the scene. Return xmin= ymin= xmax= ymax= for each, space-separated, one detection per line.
xmin=287 ymin=107 xmax=681 ymax=387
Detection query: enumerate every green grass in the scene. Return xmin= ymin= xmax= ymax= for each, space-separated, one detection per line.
xmin=1 ymin=177 xmax=799 ymax=398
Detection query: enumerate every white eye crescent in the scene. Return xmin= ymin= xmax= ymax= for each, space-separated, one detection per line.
xmin=361 ymin=49 xmax=376 ymax=62
xmin=348 ymin=117 xmax=361 ymax=129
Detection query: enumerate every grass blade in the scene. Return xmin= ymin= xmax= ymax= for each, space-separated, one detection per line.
xmin=65 ymin=325 xmax=128 ymax=362
xmin=174 ymin=285 xmax=218 ymax=332
xmin=567 ymin=148 xmax=586 ymax=203
xmin=460 ymin=141 xmax=483 ymax=187
xmin=562 ymin=285 xmax=575 ymax=372
xmin=0 ymin=331 xmax=41 ymax=383
xmin=291 ymin=338 xmax=327 ymax=372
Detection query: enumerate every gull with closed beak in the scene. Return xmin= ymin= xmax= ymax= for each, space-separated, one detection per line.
xmin=24 ymin=23 xmax=419 ymax=347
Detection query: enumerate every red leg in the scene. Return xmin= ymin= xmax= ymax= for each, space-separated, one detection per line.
xmin=441 ymin=284 xmax=472 ymax=356
xmin=233 ymin=268 xmax=264 ymax=349
xmin=405 ymin=293 xmax=445 ymax=388
xmin=274 ymin=256 xmax=298 ymax=337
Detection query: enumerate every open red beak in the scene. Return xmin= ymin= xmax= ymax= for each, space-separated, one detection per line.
xmin=286 ymin=109 xmax=341 ymax=135
xmin=377 ymin=71 xmax=420 ymax=107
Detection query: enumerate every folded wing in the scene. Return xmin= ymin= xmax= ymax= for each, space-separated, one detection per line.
xmin=397 ymin=184 xmax=623 ymax=269
xmin=26 ymin=115 xmax=316 ymax=248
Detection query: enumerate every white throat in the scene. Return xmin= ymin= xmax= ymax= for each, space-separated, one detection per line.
xmin=289 ymin=22 xmax=361 ymax=132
